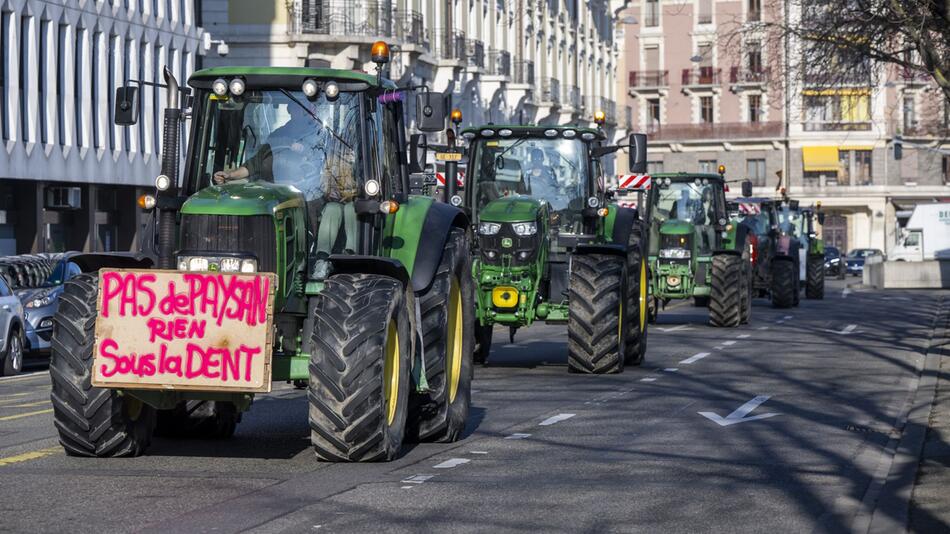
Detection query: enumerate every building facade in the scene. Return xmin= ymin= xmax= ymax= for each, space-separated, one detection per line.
xmin=617 ymin=0 xmax=950 ymax=252
xmin=200 ymin=0 xmax=630 ymax=168
xmin=0 ymin=0 xmax=204 ymax=255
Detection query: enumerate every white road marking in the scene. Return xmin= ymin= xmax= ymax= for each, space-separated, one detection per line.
xmin=433 ymin=458 xmax=470 ymax=469
xmin=680 ymin=352 xmax=710 ymax=364
xmin=664 ymin=368 xmax=679 ymax=372
xmin=505 ymin=433 xmax=532 ymax=440
xmin=757 ymin=326 xmax=769 ymax=330
xmin=470 ymin=451 xmax=489 ymax=455
xmin=640 ymin=377 xmax=657 ymax=382
xmin=401 ymin=474 xmax=434 ymax=484
xmin=783 ymin=315 xmax=793 ymax=319
xmin=737 ymin=334 xmax=750 ymax=339
xmin=842 ymin=288 xmax=851 ymax=298
xmin=822 ymin=324 xmax=858 ymax=335
xmin=401 ymin=486 xmax=414 ymax=489
xmin=657 ymin=324 xmax=692 ymax=333
xmin=776 ymin=320 xmax=785 ymax=325
xmin=539 ymin=413 xmax=576 ymax=426
xmin=722 ymin=340 xmax=737 ymax=346
xmin=698 ymin=395 xmax=780 ymax=427
xmin=0 ymin=371 xmax=47 ymax=383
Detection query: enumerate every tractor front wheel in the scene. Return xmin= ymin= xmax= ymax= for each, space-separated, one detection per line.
xmin=49 ymin=273 xmax=155 ymax=457
xmin=806 ymin=256 xmax=824 ymax=299
xmin=567 ymin=254 xmax=625 ymax=374
xmin=308 ymin=274 xmax=411 ymax=462
xmin=771 ymin=259 xmax=797 ymax=308
xmin=709 ymin=254 xmax=742 ymax=327
xmin=624 ymin=228 xmax=648 ymax=366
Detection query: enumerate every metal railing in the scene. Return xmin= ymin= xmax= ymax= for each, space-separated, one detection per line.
xmin=803 ymin=121 xmax=872 ymax=132
xmin=646 ymin=121 xmax=784 ymax=141
xmin=542 ymin=78 xmax=561 ymax=104
xmin=295 ymin=2 xmax=429 ymax=50
xmin=488 ymin=49 xmax=511 ymax=76
xmin=431 ymin=29 xmax=467 ymax=61
xmin=682 ymin=67 xmax=721 ymax=86
xmin=629 ymin=70 xmax=669 ymax=88
xmin=729 ymin=67 xmax=770 ymax=84
xmin=466 ymin=39 xmax=485 ymax=68
xmin=803 ymin=70 xmax=872 ymax=87
xmin=513 ymin=60 xmax=535 ymax=85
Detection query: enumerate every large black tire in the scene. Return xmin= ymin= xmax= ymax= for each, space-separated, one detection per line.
xmin=567 ymin=254 xmax=625 ymax=374
xmin=49 ymin=273 xmax=156 ymax=457
xmin=771 ymin=259 xmax=797 ymax=308
xmin=806 ymin=255 xmax=824 ymax=299
xmin=624 ymin=227 xmax=648 ymax=366
xmin=1 ymin=328 xmax=22 ymax=376
xmin=693 ymin=296 xmax=710 ymax=308
xmin=155 ymin=401 xmax=241 ymax=439
xmin=408 ymin=229 xmax=474 ymax=443
xmin=308 ymin=274 xmax=412 ymax=462
xmin=709 ymin=254 xmax=742 ymax=327
xmin=473 ymin=323 xmax=492 ymax=364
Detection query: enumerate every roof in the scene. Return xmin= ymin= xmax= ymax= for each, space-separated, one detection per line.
xmin=652 ymin=172 xmax=725 ymax=181
xmin=461 ymin=124 xmax=606 ymax=140
xmin=189 ymin=66 xmax=397 ymax=90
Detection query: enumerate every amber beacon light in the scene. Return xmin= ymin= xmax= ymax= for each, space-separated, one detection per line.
xmin=371 ymin=41 xmax=391 ymax=64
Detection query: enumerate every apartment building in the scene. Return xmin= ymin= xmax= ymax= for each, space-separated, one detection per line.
xmin=0 ymin=0 xmax=205 ymax=255
xmin=618 ymin=0 xmax=950 ymax=252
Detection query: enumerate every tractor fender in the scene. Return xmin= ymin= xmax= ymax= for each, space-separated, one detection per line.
xmin=574 ymin=243 xmax=628 ymax=259
xmin=328 ymin=255 xmax=411 ymax=287
xmin=606 ymin=206 xmax=639 ymax=247
xmin=71 ymin=252 xmax=154 ymax=273
xmin=383 ymin=196 xmax=468 ymax=294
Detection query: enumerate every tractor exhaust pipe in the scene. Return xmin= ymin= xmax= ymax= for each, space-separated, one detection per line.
xmin=157 ymin=66 xmax=182 ymax=269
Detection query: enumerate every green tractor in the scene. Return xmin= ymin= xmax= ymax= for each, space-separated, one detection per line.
xmin=453 ymin=124 xmax=650 ymax=373
xmin=49 ymin=44 xmax=476 ymax=461
xmin=644 ymin=172 xmax=754 ymax=327
xmin=776 ymin=199 xmax=826 ymax=300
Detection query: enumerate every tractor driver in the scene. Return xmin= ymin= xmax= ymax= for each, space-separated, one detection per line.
xmin=525 ymin=147 xmax=565 ymax=210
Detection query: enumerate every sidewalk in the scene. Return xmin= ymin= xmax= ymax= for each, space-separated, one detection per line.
xmin=909 ymin=296 xmax=950 ymax=533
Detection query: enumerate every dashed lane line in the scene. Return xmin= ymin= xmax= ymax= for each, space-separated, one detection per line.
xmin=680 ymin=352 xmax=710 ymax=364
xmin=664 ymin=368 xmax=679 ymax=372
xmin=0 ymin=393 xmax=31 ymax=400
xmin=433 ymin=458 xmax=470 ymax=469
xmin=737 ymin=334 xmax=751 ymax=339
xmin=757 ymin=326 xmax=770 ymax=330
xmin=505 ymin=433 xmax=531 ymax=440
xmin=469 ymin=451 xmax=489 ymax=455
xmin=3 ymin=400 xmax=51 ymax=409
xmin=722 ymin=340 xmax=737 ymax=346
xmin=0 ymin=409 xmax=54 ymax=422
xmin=401 ymin=475 xmax=434 ymax=485
xmin=640 ymin=377 xmax=657 ymax=382
xmin=784 ymin=315 xmax=794 ymax=320
xmin=0 ymin=447 xmax=61 ymax=467
xmin=539 ymin=413 xmax=576 ymax=426
xmin=0 ymin=371 xmax=47 ymax=384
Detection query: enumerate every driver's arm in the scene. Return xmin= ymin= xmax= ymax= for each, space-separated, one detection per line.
xmin=214 ymin=145 xmax=270 ymax=184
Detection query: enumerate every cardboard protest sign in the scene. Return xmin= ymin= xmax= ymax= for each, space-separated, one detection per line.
xmin=92 ymin=270 xmax=276 ymax=393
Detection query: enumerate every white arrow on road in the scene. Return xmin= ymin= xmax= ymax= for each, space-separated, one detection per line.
xmin=657 ymin=324 xmax=692 ymax=333
xmin=822 ymin=324 xmax=857 ymax=335
xmin=842 ymin=287 xmax=851 ymax=298
xmin=698 ymin=395 xmax=779 ymax=427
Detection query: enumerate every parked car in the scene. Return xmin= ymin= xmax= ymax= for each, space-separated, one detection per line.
xmin=824 ymin=246 xmax=845 ymax=279
xmin=845 ymin=248 xmax=884 ymax=277
xmin=0 ymin=276 xmax=25 ymax=376
xmin=15 ymin=253 xmax=81 ymax=354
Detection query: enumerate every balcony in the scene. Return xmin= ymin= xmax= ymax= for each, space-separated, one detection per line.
xmin=431 ymin=29 xmax=467 ymax=62
xmin=802 ymin=121 xmax=872 ymax=132
xmin=803 ymin=71 xmax=872 ymax=87
xmin=466 ymin=39 xmax=485 ymax=69
xmin=628 ymin=70 xmax=669 ymax=90
xmin=682 ymin=67 xmax=721 ymax=87
xmin=646 ymin=121 xmax=784 ymax=141
xmin=542 ymin=78 xmax=561 ymax=105
xmin=513 ymin=60 xmax=535 ymax=85
xmin=488 ymin=49 xmax=511 ymax=77
xmin=296 ymin=2 xmax=428 ymax=51
xmin=729 ymin=67 xmax=770 ymax=85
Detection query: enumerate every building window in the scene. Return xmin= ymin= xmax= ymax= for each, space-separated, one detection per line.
xmin=854 ymin=150 xmax=872 ymax=185
xmin=648 ymin=160 xmax=664 ymax=175
xmin=700 ymin=96 xmax=714 ymax=123
xmin=648 ymin=98 xmax=661 ymax=130
xmin=0 ymin=12 xmax=7 ymax=141
xmin=748 ymin=94 xmax=761 ymax=123
xmin=698 ymin=0 xmax=712 ymax=24
xmin=20 ymin=15 xmax=30 ymax=144
xmin=943 ymin=155 xmax=950 ymax=184
xmin=645 ymin=0 xmax=659 ymax=27
xmin=39 ymin=19 xmax=49 ymax=145
xmin=903 ymin=95 xmax=916 ymax=132
xmin=747 ymin=158 xmax=766 ymax=186
xmin=57 ymin=24 xmax=67 ymax=146
xmin=75 ymin=28 xmax=84 ymax=148
xmin=747 ymin=41 xmax=762 ymax=73
xmin=699 ymin=159 xmax=717 ymax=173
xmin=803 ymin=92 xmax=871 ymax=130
xmin=834 ymin=149 xmax=873 ymax=186
xmin=748 ymin=0 xmax=761 ymax=21
xmin=92 ymin=31 xmax=101 ymax=149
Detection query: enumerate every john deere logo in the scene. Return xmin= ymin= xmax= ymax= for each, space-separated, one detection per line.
xmin=501 ymin=237 xmax=513 ymax=248
xmin=208 ymin=263 xmax=219 ymax=272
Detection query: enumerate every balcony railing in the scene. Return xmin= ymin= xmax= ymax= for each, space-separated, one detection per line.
xmin=646 ymin=121 xmax=784 ymax=141
xmin=803 ymin=71 xmax=872 ymax=87
xmin=682 ymin=67 xmax=721 ymax=86
xmin=629 ymin=70 xmax=669 ymax=88
xmin=513 ymin=60 xmax=535 ymax=85
xmin=729 ymin=67 xmax=770 ymax=84
xmin=466 ymin=39 xmax=485 ymax=68
xmin=296 ymin=2 xmax=427 ymax=50
xmin=542 ymin=78 xmax=561 ymax=104
xmin=488 ymin=49 xmax=511 ymax=76
xmin=803 ymin=121 xmax=872 ymax=132
xmin=431 ymin=29 xmax=466 ymax=61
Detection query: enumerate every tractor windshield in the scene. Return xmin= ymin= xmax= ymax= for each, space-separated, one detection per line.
xmin=470 ymin=137 xmax=589 ymax=226
xmin=191 ymin=89 xmax=362 ymax=201
xmin=738 ymin=203 xmax=771 ymax=235
xmin=650 ymin=179 xmax=719 ymax=228
xmin=777 ymin=205 xmax=804 ymax=236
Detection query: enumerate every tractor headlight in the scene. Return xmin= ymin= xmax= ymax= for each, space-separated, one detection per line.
xmin=219 ymin=257 xmax=241 ymax=272
xmin=188 ymin=257 xmax=210 ymax=271
xmin=228 ymin=78 xmax=246 ymax=96
xmin=479 ymin=222 xmax=501 ymax=235
xmin=511 ymin=222 xmax=537 ymax=236
xmin=212 ymin=78 xmax=228 ymax=96
xmin=240 ymin=259 xmax=258 ymax=273
xmin=659 ymin=248 xmax=691 ymax=259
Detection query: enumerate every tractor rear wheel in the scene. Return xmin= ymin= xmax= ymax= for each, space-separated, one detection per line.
xmin=49 ymin=273 xmax=155 ymax=457
xmin=308 ymin=274 xmax=411 ymax=462
xmin=709 ymin=254 xmax=742 ymax=327
xmin=567 ymin=254 xmax=625 ymax=374
xmin=771 ymin=259 xmax=797 ymax=308
xmin=474 ymin=324 xmax=492 ymax=364
xmin=806 ymin=255 xmax=824 ymax=299
xmin=409 ymin=229 xmax=474 ymax=443
xmin=155 ymin=401 xmax=241 ymax=439
xmin=624 ymin=228 xmax=648 ymax=366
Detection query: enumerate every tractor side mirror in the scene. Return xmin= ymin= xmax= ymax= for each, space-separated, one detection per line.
xmin=114 ymin=86 xmax=140 ymax=126
xmin=416 ymin=92 xmax=449 ymax=132
xmin=817 ymin=212 xmax=825 ymax=225
xmin=741 ymin=180 xmax=753 ymax=197
xmin=628 ymin=133 xmax=647 ymax=174
xmin=408 ymin=134 xmax=428 ymax=174
xmin=789 ymin=199 xmax=800 ymax=210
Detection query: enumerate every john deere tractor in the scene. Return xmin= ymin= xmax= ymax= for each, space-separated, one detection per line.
xmin=455 ymin=124 xmax=650 ymax=374
xmin=644 ymin=172 xmax=753 ymax=327
xmin=49 ymin=43 xmax=476 ymax=461
xmin=777 ymin=200 xmax=825 ymax=300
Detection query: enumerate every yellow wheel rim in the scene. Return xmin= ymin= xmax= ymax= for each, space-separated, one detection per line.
xmin=446 ymin=277 xmax=463 ymax=403
xmin=639 ymin=260 xmax=648 ymax=331
xmin=383 ymin=321 xmax=400 ymax=426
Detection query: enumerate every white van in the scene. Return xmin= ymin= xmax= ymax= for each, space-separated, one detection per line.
xmin=888 ymin=203 xmax=950 ymax=261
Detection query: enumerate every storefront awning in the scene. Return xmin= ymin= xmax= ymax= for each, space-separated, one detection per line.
xmin=802 ymin=146 xmax=840 ymax=172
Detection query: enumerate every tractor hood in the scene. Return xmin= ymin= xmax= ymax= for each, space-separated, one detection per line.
xmin=181 ymin=181 xmax=305 ymax=216
xmin=478 ymin=195 xmax=543 ymax=223
xmin=659 ymin=219 xmax=694 ymax=235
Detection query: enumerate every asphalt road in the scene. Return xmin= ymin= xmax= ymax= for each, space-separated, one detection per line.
xmin=0 ymin=278 xmax=945 ymax=533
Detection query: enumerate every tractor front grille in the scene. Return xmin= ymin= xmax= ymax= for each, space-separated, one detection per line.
xmin=180 ymin=214 xmax=277 ymax=273
xmin=479 ymin=223 xmax=540 ymax=267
